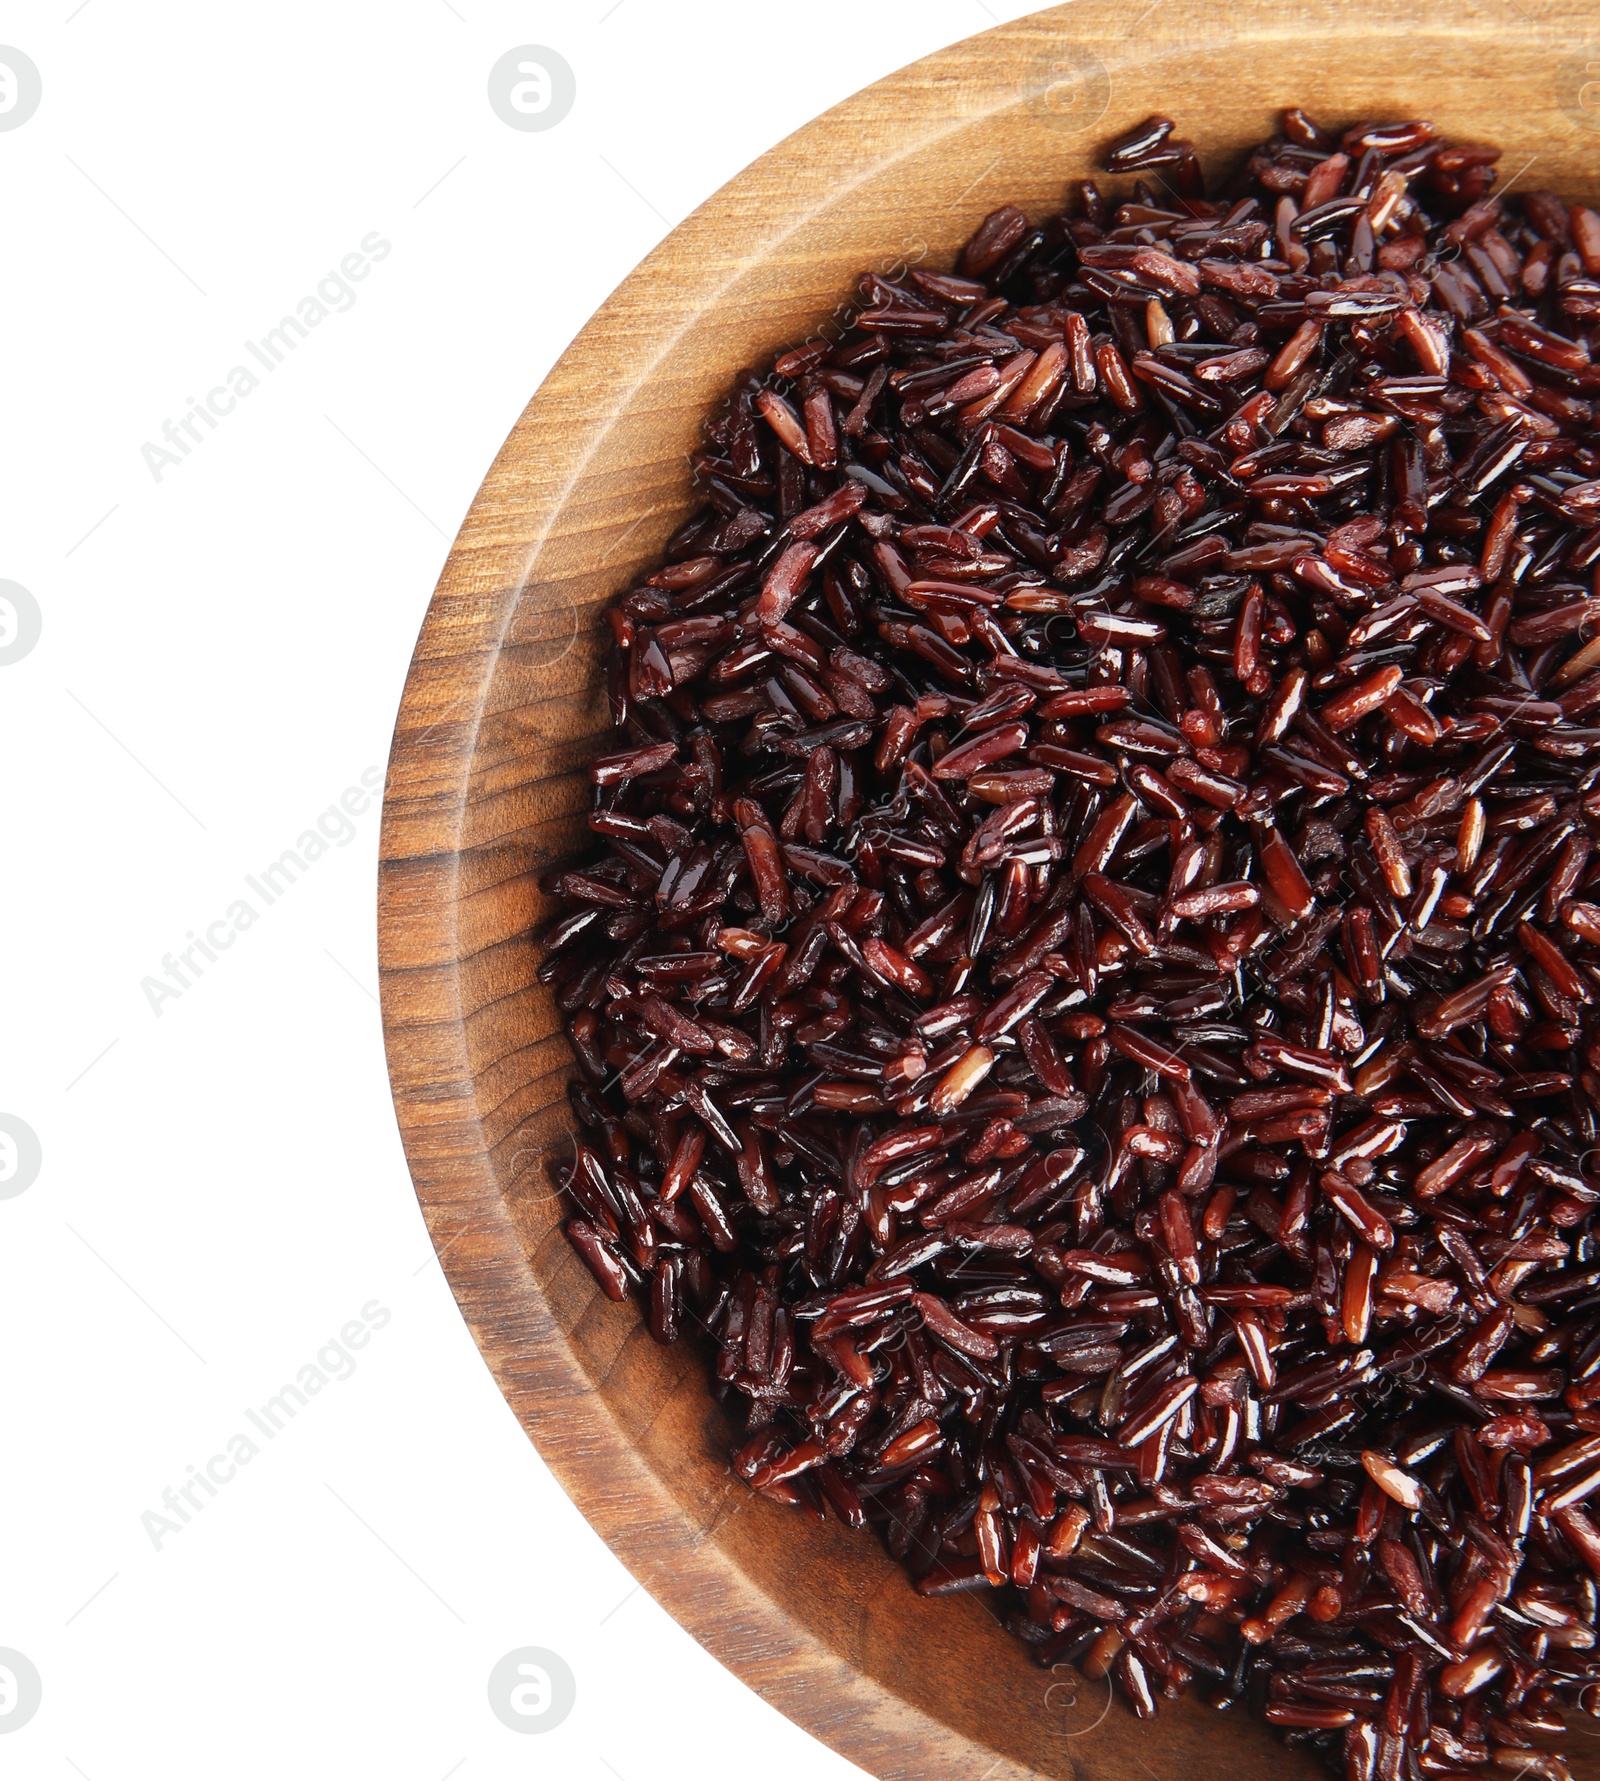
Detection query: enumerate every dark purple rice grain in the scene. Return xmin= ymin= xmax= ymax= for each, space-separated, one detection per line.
xmin=542 ymin=112 xmax=1600 ymax=1780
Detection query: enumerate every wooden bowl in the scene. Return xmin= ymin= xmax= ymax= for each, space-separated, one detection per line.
xmin=378 ymin=5 xmax=1598 ymax=1776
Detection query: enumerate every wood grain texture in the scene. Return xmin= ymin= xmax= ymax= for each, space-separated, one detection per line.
xmin=378 ymin=5 xmax=1600 ymax=1775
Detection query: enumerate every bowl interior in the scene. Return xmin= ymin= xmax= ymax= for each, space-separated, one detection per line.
xmin=379 ymin=4 xmax=1600 ymax=1776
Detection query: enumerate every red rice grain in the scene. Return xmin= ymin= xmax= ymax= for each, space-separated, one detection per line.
xmin=542 ymin=111 xmax=1600 ymax=1778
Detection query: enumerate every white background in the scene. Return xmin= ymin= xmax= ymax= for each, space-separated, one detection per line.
xmin=0 ymin=2 xmax=1052 ymax=1777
